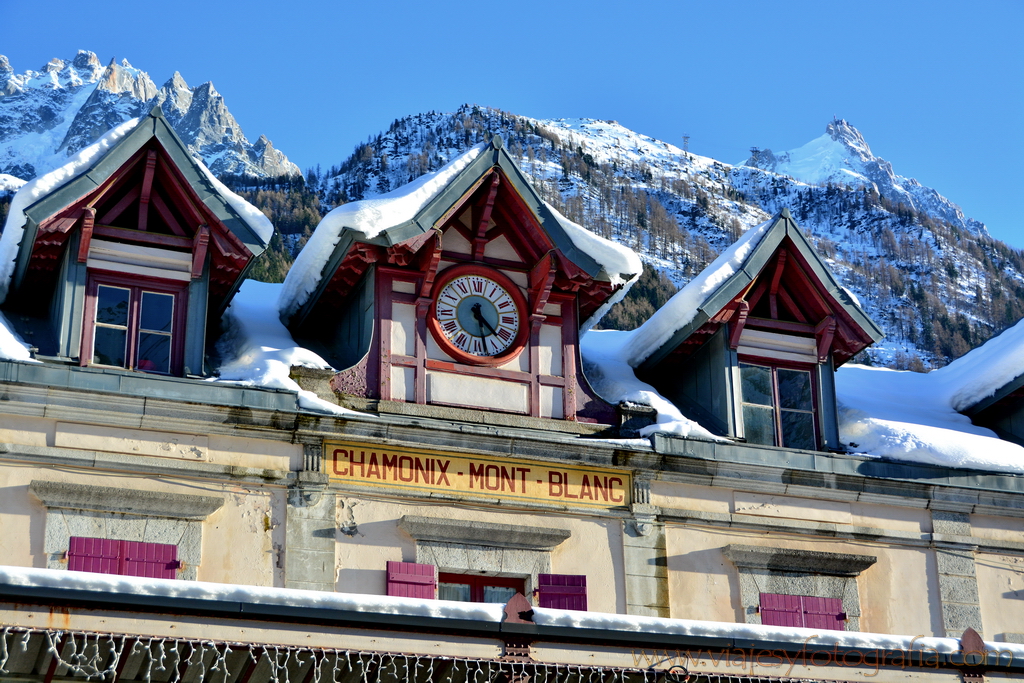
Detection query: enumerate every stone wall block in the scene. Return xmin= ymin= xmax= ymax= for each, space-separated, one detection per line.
xmin=142 ymin=518 xmax=189 ymax=546
xmin=932 ymin=511 xmax=972 ymax=536
xmin=105 ymin=513 xmax=145 ymax=542
xmin=63 ymin=510 xmax=106 ymax=540
xmin=935 ymin=549 xmax=977 ymax=577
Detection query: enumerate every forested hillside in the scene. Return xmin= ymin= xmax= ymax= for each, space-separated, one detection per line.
xmin=224 ymin=105 xmax=1024 ymax=370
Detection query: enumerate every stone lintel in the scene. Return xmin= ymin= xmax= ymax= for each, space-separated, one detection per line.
xmin=30 ymin=480 xmax=224 ymax=520
xmin=723 ymin=543 xmax=877 ymax=576
xmin=398 ymin=515 xmax=570 ymax=549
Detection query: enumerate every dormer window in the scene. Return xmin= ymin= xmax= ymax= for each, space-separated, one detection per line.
xmin=84 ymin=273 xmax=187 ymax=374
xmin=740 ymin=362 xmax=817 ymax=450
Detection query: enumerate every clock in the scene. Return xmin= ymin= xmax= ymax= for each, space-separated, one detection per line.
xmin=427 ymin=264 xmax=528 ymax=366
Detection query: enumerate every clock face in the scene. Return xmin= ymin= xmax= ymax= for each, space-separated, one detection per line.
xmin=427 ymin=265 xmax=527 ymax=365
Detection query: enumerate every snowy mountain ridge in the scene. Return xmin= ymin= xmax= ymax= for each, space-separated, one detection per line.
xmin=0 ymin=51 xmax=298 ymax=180
xmin=743 ymin=118 xmax=985 ymax=237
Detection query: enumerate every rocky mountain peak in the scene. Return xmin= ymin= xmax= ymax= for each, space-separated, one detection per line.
xmin=72 ymin=50 xmax=101 ymax=70
xmin=826 ymin=118 xmax=872 ymax=160
xmin=0 ymin=56 xmax=12 ymax=74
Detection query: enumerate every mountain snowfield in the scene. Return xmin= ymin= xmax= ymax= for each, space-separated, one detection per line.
xmin=0 ymin=51 xmax=298 ymax=179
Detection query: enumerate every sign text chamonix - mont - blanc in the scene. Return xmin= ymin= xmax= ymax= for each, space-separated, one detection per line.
xmin=327 ymin=440 xmax=630 ymax=508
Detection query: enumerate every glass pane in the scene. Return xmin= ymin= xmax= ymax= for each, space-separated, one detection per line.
xmin=743 ymin=404 xmax=776 ymax=446
xmin=137 ymin=332 xmax=171 ymax=374
xmin=778 ymin=369 xmax=813 ymax=411
xmin=96 ymin=286 xmax=129 ymax=326
xmin=438 ymin=583 xmax=472 ymax=602
xmin=93 ymin=327 xmax=127 ymax=367
xmin=140 ymin=291 xmax=174 ymax=333
xmin=781 ymin=410 xmax=816 ymax=450
xmin=740 ymin=364 xmax=773 ymax=406
xmin=483 ymin=585 xmax=517 ymax=604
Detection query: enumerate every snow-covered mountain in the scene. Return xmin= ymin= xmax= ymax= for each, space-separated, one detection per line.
xmin=0 ymin=51 xmax=298 ymax=180
xmin=308 ymin=106 xmax=1024 ymax=369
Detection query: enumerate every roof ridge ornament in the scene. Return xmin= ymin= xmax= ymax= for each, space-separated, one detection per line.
xmin=490 ymin=134 xmax=503 ymax=150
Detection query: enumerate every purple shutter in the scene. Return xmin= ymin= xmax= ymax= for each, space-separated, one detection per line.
xmin=759 ymin=593 xmax=804 ymax=627
xmin=386 ymin=561 xmax=437 ymax=599
xmin=68 ymin=536 xmax=121 ymax=575
xmin=537 ymin=574 xmax=587 ymax=610
xmin=802 ymin=596 xmax=845 ymax=631
xmin=122 ymin=541 xmax=179 ymax=579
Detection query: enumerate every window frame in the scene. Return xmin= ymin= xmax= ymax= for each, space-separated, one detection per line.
xmin=437 ymin=572 xmax=525 ymax=603
xmin=81 ymin=270 xmax=188 ymax=376
xmin=67 ymin=536 xmax=181 ymax=579
xmin=738 ymin=355 xmax=820 ymax=450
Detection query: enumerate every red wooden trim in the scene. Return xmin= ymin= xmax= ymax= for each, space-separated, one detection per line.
xmin=438 ymin=572 xmax=524 ymax=602
xmin=137 ymin=150 xmax=158 ymax=232
xmin=430 ymin=171 xmax=492 ymax=232
xmin=739 ymin=357 xmax=821 ymax=449
xmin=528 ymin=252 xmax=557 ymax=318
xmin=728 ymin=300 xmax=749 ymax=350
xmin=97 ymin=186 xmax=140 ymax=225
xmin=209 ymin=229 xmax=245 ymax=260
xmin=425 ymin=358 xmax=532 ymax=382
xmin=472 ymin=173 xmax=500 ymax=261
xmin=151 ymin=192 xmax=187 ymax=237
xmin=191 ymin=225 xmax=210 ymax=279
xmin=777 ymin=286 xmax=809 ymax=323
xmin=745 ymin=317 xmax=815 ymax=335
xmin=92 ymin=224 xmax=192 ymax=249
xmin=417 ymin=233 xmax=443 ymax=298
xmin=745 ymin=278 xmax=769 ymax=311
xmin=77 ymin=207 xmax=95 ymax=263
xmin=425 ymin=264 xmax=529 ymax=368
xmin=537 ymin=375 xmax=566 ymax=387
xmin=153 ymin=156 xmax=210 ymax=229
xmin=415 ymin=296 xmax=429 ymax=404
xmin=389 ymin=354 xmax=417 ymax=366
xmin=768 ymin=249 xmax=787 ymax=319
xmin=815 ymin=315 xmax=837 ymax=362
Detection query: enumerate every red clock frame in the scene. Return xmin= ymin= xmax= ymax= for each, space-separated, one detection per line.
xmin=426 ymin=263 xmax=530 ymax=367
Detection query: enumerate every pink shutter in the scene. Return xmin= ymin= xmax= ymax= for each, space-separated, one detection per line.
xmin=537 ymin=574 xmax=587 ymax=610
xmin=68 ymin=537 xmax=121 ymax=575
xmin=759 ymin=593 xmax=804 ymax=627
xmin=802 ymin=596 xmax=845 ymax=631
xmin=122 ymin=541 xmax=179 ymax=579
xmin=386 ymin=561 xmax=436 ymax=599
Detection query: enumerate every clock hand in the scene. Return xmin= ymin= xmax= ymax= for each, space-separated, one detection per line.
xmin=471 ymin=303 xmax=498 ymax=336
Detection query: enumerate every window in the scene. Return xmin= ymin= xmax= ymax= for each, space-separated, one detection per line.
xmin=438 ymin=572 xmax=524 ymax=603
xmin=740 ymin=362 xmax=817 ymax=449
xmin=82 ymin=273 xmax=187 ymax=375
xmin=67 ymin=536 xmax=180 ymax=579
xmin=759 ymin=593 xmax=845 ymax=630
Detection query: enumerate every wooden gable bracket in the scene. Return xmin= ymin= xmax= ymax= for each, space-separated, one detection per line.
xmin=528 ymin=251 xmax=557 ymax=320
xmin=137 ymin=150 xmax=158 ymax=232
xmin=191 ymin=225 xmax=210 ymax=279
xmin=97 ymin=186 xmax=141 ymax=225
xmin=471 ymin=173 xmax=501 ymax=261
xmin=815 ymin=315 xmax=837 ymax=363
xmin=728 ymin=299 xmax=750 ymax=350
xmin=76 ymin=207 xmax=96 ymax=263
xmin=387 ymin=229 xmax=436 ymax=267
xmin=768 ymin=249 xmax=788 ymax=319
xmin=416 ymin=231 xmax=444 ymax=316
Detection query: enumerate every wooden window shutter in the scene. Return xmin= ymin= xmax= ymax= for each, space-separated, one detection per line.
xmin=68 ymin=537 xmax=120 ymax=575
xmin=537 ymin=574 xmax=587 ymax=610
xmin=68 ymin=537 xmax=179 ymax=579
xmin=802 ymin=596 xmax=846 ymax=631
xmin=759 ymin=592 xmax=803 ymax=628
xmin=386 ymin=561 xmax=437 ymax=599
xmin=122 ymin=540 xmax=179 ymax=579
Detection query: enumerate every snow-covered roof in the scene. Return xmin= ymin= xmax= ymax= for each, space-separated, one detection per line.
xmin=2 ymin=565 xmax=1020 ymax=662
xmin=0 ymin=107 xmax=273 ymax=304
xmin=620 ymin=209 xmax=881 ymax=370
xmin=278 ymin=137 xmax=642 ymax=326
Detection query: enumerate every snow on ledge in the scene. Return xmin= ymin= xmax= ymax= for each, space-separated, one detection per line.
xmin=279 ymin=145 xmax=486 ymax=320
xmin=2 ymin=565 xmax=1019 ymax=661
xmin=0 ymin=118 xmax=141 ymax=304
xmin=214 ymin=280 xmax=368 ymax=417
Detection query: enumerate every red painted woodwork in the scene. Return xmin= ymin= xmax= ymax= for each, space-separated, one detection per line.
xmin=76 ymin=207 xmax=95 ymax=263
xmin=438 ymin=572 xmax=524 ymax=603
xmin=425 ymin=263 xmax=529 ymax=368
xmin=536 ymin=574 xmax=587 ymax=611
xmin=191 ymin=225 xmax=210 ymax=279
xmin=68 ymin=536 xmax=179 ymax=579
xmin=137 ymin=150 xmax=157 ymax=232
xmin=759 ymin=593 xmax=844 ymax=631
xmin=386 ymin=561 xmax=437 ymax=599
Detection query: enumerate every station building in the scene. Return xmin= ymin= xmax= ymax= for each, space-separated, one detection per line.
xmin=0 ymin=111 xmax=1022 ymax=682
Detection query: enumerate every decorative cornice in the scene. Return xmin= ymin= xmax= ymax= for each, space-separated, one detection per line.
xmin=398 ymin=515 xmax=570 ymax=550
xmin=29 ymin=480 xmax=224 ymax=520
xmin=723 ymin=543 xmax=877 ymax=576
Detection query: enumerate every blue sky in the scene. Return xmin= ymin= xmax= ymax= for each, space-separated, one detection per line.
xmin=4 ymin=0 xmax=1022 ymax=245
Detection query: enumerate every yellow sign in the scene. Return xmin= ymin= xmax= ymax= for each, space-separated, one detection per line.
xmin=327 ymin=439 xmax=630 ymax=508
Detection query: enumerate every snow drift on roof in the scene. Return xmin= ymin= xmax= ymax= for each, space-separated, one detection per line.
xmin=619 ymin=216 xmax=775 ymax=367
xmin=214 ymin=280 xmax=369 ymax=416
xmin=0 ymin=117 xmax=141 ymax=303
xmin=0 ymin=174 xmax=26 ymax=194
xmin=278 ymin=145 xmax=486 ymax=319
xmin=195 ymin=161 xmax=274 ymax=244
xmin=546 ymin=202 xmax=642 ymax=332
xmin=580 ymin=330 xmax=723 ymax=440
